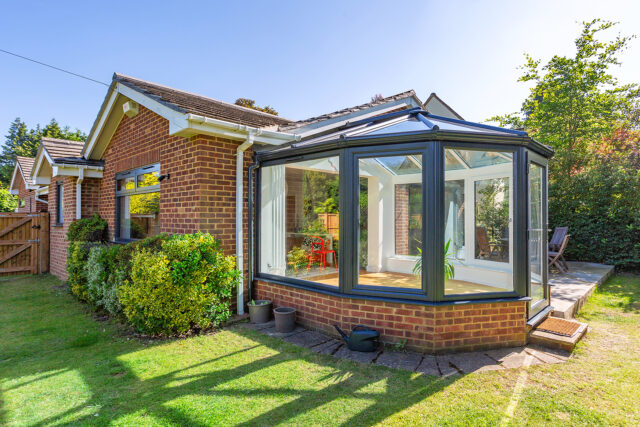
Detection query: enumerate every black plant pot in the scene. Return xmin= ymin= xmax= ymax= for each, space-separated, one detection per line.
xmin=248 ymin=300 xmax=272 ymax=324
xmin=274 ymin=307 xmax=296 ymax=333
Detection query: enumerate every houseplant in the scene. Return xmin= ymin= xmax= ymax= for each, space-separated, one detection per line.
xmin=248 ymin=299 xmax=272 ymax=324
xmin=413 ymin=238 xmax=455 ymax=280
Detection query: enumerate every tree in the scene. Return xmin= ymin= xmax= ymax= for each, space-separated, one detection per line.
xmin=0 ymin=184 xmax=17 ymax=212
xmin=234 ymin=98 xmax=278 ymax=116
xmin=489 ymin=19 xmax=638 ymax=177
xmin=0 ymin=118 xmax=86 ymax=185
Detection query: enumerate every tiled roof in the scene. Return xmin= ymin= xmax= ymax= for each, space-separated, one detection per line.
xmin=278 ymin=90 xmax=421 ymax=131
xmin=41 ymin=137 xmax=85 ymax=160
xmin=113 ymin=73 xmax=293 ymax=128
xmin=16 ymin=156 xmax=35 ymax=185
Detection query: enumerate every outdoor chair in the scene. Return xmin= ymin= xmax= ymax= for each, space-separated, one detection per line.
xmin=475 ymin=226 xmax=499 ymax=260
xmin=548 ymin=234 xmax=570 ymax=273
xmin=549 ymin=226 xmax=568 ymax=252
xmin=307 ymin=236 xmax=337 ymax=270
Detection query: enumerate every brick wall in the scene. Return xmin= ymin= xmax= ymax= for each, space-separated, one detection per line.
xmin=49 ymin=176 xmax=76 ymax=280
xmin=254 ymin=280 xmax=528 ymax=353
xmin=395 ymin=184 xmax=409 ymax=255
xmin=16 ymin=176 xmax=47 ymax=213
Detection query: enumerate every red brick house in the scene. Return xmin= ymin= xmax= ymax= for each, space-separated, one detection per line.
xmin=30 ymin=73 xmax=553 ymax=352
xmin=9 ymin=156 xmax=47 ymax=213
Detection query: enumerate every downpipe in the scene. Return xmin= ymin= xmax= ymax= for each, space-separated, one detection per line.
xmin=236 ymin=133 xmax=254 ymax=315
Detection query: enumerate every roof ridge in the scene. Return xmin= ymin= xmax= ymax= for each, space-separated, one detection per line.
xmin=113 ymin=73 xmax=292 ymax=123
xmin=41 ymin=136 xmax=85 ymax=145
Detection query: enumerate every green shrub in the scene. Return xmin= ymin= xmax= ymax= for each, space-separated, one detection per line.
xmin=67 ymin=214 xmax=108 ymax=242
xmin=119 ymin=233 xmax=239 ymax=335
xmin=67 ymin=241 xmax=94 ymax=301
xmin=549 ymin=155 xmax=640 ymax=270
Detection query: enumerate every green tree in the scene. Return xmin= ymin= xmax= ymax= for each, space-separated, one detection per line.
xmin=234 ymin=98 xmax=278 ymax=116
xmin=489 ymin=19 xmax=639 ymax=176
xmin=0 ymin=118 xmax=86 ymax=185
xmin=0 ymin=184 xmax=17 ymax=212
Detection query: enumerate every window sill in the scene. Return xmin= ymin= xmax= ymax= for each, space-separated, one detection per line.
xmin=53 ymin=223 xmax=63 ymax=227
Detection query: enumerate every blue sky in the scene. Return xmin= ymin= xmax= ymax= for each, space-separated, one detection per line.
xmin=1 ymin=0 xmax=638 ymax=140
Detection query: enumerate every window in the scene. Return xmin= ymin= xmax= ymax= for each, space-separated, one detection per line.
xmin=357 ymin=154 xmax=424 ymax=290
xmin=18 ymin=198 xmax=25 ymax=208
xmin=116 ymin=164 xmax=160 ymax=240
xmin=259 ymin=156 xmax=340 ymax=286
xmin=56 ymin=182 xmax=63 ymax=225
xmin=444 ymin=148 xmax=513 ymax=295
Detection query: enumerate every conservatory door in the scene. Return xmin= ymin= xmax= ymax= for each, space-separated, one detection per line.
xmin=528 ymin=156 xmax=548 ymax=317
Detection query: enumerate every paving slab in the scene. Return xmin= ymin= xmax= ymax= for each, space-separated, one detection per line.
xmin=262 ymin=325 xmax=306 ymax=338
xmin=283 ymin=330 xmax=332 ymax=348
xmin=550 ymin=261 xmax=614 ymax=319
xmin=311 ymin=339 xmax=343 ymax=355
xmin=436 ymin=355 xmax=462 ymax=376
xmin=375 ymin=351 xmax=423 ymax=372
xmin=416 ymin=355 xmax=441 ymax=377
xmin=445 ymin=352 xmax=504 ymax=374
xmin=333 ymin=345 xmax=382 ymax=363
xmin=239 ymin=320 xmax=275 ymax=331
xmin=525 ymin=345 xmax=571 ymax=364
xmin=485 ymin=347 xmax=543 ymax=369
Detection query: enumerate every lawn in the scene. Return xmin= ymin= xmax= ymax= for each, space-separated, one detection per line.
xmin=1 ymin=275 xmax=639 ymax=426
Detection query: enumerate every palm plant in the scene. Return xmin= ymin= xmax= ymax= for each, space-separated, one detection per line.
xmin=412 ymin=239 xmax=455 ymax=280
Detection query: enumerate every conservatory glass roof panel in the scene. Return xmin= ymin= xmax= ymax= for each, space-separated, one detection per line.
xmin=364 ymin=117 xmax=430 ymax=136
xmin=375 ymin=155 xmax=422 ymax=175
xmin=448 ymin=149 xmax=512 ymax=169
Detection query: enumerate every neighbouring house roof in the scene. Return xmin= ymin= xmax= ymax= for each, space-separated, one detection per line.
xmin=9 ymin=156 xmax=38 ymax=194
xmin=279 ymin=90 xmax=423 ymax=132
xmin=423 ymin=93 xmax=464 ymax=120
xmin=41 ymin=137 xmax=85 ymax=160
xmin=113 ymin=73 xmax=293 ymax=129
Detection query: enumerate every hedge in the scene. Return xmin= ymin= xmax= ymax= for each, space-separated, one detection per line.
xmin=65 ymin=215 xmax=240 ymax=334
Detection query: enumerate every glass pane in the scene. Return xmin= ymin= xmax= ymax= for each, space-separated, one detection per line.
xmin=259 ymin=157 xmax=339 ymax=286
xmin=358 ymin=154 xmax=423 ymax=290
xmin=138 ymin=171 xmax=159 ymax=188
xmin=444 ymin=148 xmax=513 ymax=295
xmin=117 ymin=177 xmax=134 ymax=192
xmin=475 ymin=178 xmax=510 ymax=263
xmin=529 ymin=163 xmax=545 ymax=306
xmin=365 ymin=117 xmax=429 ymax=136
xmin=444 ymin=180 xmax=465 ymax=260
xmin=119 ymin=192 xmax=160 ymax=239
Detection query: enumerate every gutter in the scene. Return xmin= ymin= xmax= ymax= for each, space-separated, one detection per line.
xmin=235 ymin=133 xmax=255 ymax=315
xmin=186 ymin=114 xmax=299 ymax=144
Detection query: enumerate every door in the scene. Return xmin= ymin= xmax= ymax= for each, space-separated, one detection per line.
xmin=528 ymin=154 xmax=548 ymax=317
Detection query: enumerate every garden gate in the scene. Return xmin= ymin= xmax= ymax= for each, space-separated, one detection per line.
xmin=0 ymin=212 xmax=49 ymax=277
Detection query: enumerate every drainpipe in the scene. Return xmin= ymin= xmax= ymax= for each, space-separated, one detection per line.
xmin=236 ymin=132 xmax=255 ymax=315
xmin=76 ymin=167 xmax=84 ymax=220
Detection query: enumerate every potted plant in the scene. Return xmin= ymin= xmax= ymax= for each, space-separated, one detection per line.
xmin=413 ymin=238 xmax=455 ymax=280
xmin=248 ymin=299 xmax=272 ymax=324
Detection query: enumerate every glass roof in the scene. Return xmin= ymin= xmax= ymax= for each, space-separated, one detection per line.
xmin=366 ymin=117 xmax=429 ymax=136
xmin=445 ymin=148 xmax=512 ymax=170
xmin=375 ymin=155 xmax=422 ymax=175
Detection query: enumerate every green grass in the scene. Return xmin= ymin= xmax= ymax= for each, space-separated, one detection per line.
xmin=1 ymin=274 xmax=639 ymax=426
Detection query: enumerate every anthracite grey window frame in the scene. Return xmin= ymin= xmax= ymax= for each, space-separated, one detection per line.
xmin=56 ymin=181 xmax=63 ymax=225
xmin=115 ymin=163 xmax=161 ymax=242
xmin=254 ymin=135 xmax=549 ymax=307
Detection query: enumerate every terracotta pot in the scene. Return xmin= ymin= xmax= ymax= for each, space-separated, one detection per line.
xmin=273 ymin=307 xmax=296 ymax=333
xmin=248 ymin=300 xmax=272 ymax=324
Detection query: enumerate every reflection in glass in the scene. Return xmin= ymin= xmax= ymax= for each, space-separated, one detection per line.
xmin=260 ymin=157 xmax=340 ymax=285
xmin=137 ymin=171 xmax=159 ymax=187
xmin=529 ymin=163 xmax=545 ymax=306
xmin=119 ymin=191 xmax=160 ymax=239
xmin=444 ymin=180 xmax=465 ymax=260
xmin=475 ymin=178 xmax=510 ymax=263
xmin=358 ymin=155 xmax=423 ymax=289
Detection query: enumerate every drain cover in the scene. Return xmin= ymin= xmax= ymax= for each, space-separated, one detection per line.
xmin=536 ymin=317 xmax=581 ymax=337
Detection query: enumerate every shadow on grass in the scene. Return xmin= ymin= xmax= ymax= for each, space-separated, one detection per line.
xmin=0 ymin=275 xmax=461 ymax=426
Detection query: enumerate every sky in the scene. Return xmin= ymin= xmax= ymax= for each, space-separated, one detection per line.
xmin=1 ymin=0 xmax=639 ymax=141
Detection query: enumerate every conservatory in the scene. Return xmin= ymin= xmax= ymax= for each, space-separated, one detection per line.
xmin=253 ymin=108 xmax=553 ymax=352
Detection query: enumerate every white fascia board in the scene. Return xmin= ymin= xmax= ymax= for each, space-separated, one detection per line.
xmin=9 ymin=163 xmax=20 ymax=192
xmin=293 ymin=98 xmax=420 ymax=138
xmin=184 ymin=114 xmax=298 ymax=146
xmin=52 ymin=164 xmax=104 ymax=179
xmin=35 ymin=186 xmax=49 ymax=195
xmin=35 ymin=176 xmax=51 ymax=185
xmin=30 ymin=147 xmax=50 ymax=184
xmin=82 ymin=87 xmax=119 ymax=159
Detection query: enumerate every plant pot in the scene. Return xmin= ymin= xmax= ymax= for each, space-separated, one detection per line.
xmin=273 ymin=307 xmax=296 ymax=333
xmin=248 ymin=300 xmax=272 ymax=324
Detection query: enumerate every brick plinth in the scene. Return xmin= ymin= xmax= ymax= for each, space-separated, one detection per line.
xmin=253 ymin=280 xmax=528 ymax=353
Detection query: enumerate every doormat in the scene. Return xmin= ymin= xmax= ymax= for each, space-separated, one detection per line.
xmin=536 ymin=317 xmax=581 ymax=337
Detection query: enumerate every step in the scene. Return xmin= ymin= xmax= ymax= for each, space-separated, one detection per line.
xmin=529 ymin=317 xmax=588 ymax=352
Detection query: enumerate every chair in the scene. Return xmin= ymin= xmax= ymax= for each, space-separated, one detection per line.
xmin=307 ymin=236 xmax=338 ymax=270
xmin=549 ymin=227 xmax=568 ymax=252
xmin=475 ymin=227 xmax=499 ymax=259
xmin=548 ymin=234 xmax=570 ymax=273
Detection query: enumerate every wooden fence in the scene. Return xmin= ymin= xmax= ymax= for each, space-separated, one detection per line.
xmin=0 ymin=212 xmax=49 ymax=277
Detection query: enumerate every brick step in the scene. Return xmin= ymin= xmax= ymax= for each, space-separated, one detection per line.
xmin=529 ymin=318 xmax=587 ymax=352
